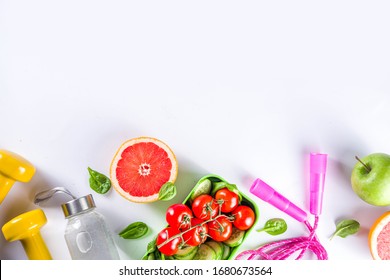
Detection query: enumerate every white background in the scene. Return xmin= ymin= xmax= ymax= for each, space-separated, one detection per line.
xmin=1 ymin=0 xmax=390 ymax=261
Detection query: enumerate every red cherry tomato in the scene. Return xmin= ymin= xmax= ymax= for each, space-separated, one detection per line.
xmin=166 ymin=203 xmax=193 ymax=230
xmin=207 ymin=216 xmax=233 ymax=242
xmin=214 ymin=188 xmax=239 ymax=213
xmin=156 ymin=227 xmax=182 ymax=256
xmin=191 ymin=194 xmax=219 ymax=220
xmin=182 ymin=218 xmax=208 ymax=246
xmin=231 ymin=205 xmax=255 ymax=230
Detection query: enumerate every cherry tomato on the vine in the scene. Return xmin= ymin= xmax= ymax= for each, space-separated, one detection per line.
xmin=166 ymin=203 xmax=193 ymax=230
xmin=182 ymin=218 xmax=208 ymax=246
xmin=207 ymin=216 xmax=233 ymax=242
xmin=191 ymin=194 xmax=219 ymax=220
xmin=214 ymin=188 xmax=239 ymax=213
xmin=156 ymin=227 xmax=182 ymax=256
xmin=231 ymin=205 xmax=255 ymax=230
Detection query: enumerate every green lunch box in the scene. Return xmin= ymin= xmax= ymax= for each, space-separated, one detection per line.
xmin=143 ymin=174 xmax=260 ymax=260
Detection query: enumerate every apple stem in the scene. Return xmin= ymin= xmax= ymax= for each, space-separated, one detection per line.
xmin=355 ymin=156 xmax=371 ymax=172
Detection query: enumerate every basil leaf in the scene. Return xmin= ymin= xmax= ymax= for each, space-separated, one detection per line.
xmin=87 ymin=167 xmax=111 ymax=194
xmin=257 ymin=218 xmax=288 ymax=236
xmin=158 ymin=182 xmax=177 ymax=201
xmin=146 ymin=238 xmax=157 ymax=254
xmin=330 ymin=219 xmax=360 ymax=240
xmin=154 ymin=249 xmax=162 ymax=260
xmin=119 ymin=222 xmax=148 ymax=239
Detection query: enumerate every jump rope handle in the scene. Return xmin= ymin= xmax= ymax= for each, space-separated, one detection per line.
xmin=309 ymin=153 xmax=327 ymax=216
xmin=250 ymin=153 xmax=328 ymax=222
xmin=250 ymin=179 xmax=308 ymax=222
xmin=243 ymin=153 xmax=329 ymax=261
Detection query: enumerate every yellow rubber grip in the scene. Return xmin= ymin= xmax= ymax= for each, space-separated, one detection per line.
xmin=0 ymin=149 xmax=35 ymax=204
xmin=2 ymin=209 xmax=52 ymax=260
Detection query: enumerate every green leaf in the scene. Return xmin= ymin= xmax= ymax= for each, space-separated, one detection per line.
xmin=146 ymin=238 xmax=157 ymax=254
xmin=158 ymin=182 xmax=177 ymax=201
xmin=154 ymin=249 xmax=162 ymax=260
xmin=87 ymin=167 xmax=111 ymax=194
xmin=257 ymin=218 xmax=288 ymax=236
xmin=330 ymin=219 xmax=360 ymax=240
xmin=119 ymin=222 xmax=149 ymax=239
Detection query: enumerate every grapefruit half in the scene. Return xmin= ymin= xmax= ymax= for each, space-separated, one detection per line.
xmin=110 ymin=137 xmax=178 ymax=203
xmin=369 ymin=211 xmax=390 ymax=260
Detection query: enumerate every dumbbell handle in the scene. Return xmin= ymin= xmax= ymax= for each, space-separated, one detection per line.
xmin=0 ymin=149 xmax=35 ymax=205
xmin=20 ymin=232 xmax=52 ymax=260
xmin=0 ymin=175 xmax=15 ymax=204
xmin=2 ymin=209 xmax=52 ymax=260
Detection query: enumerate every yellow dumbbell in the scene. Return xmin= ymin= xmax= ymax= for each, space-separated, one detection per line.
xmin=2 ymin=209 xmax=52 ymax=260
xmin=0 ymin=149 xmax=35 ymax=204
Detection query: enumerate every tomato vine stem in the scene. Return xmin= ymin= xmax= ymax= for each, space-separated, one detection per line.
xmin=156 ymin=204 xmax=230 ymax=249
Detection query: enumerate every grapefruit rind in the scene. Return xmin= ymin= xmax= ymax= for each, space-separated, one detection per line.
xmin=369 ymin=211 xmax=390 ymax=260
xmin=110 ymin=137 xmax=178 ymax=203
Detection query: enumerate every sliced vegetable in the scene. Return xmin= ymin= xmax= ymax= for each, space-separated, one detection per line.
xmin=174 ymin=245 xmax=198 ymax=260
xmin=190 ymin=178 xmax=212 ymax=202
xmin=223 ymin=227 xmax=245 ymax=247
xmin=205 ymin=240 xmax=224 ymax=260
xmin=193 ymin=243 xmax=217 ymax=260
xmin=222 ymin=243 xmax=231 ymax=260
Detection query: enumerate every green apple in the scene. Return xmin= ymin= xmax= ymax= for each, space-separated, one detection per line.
xmin=351 ymin=153 xmax=390 ymax=206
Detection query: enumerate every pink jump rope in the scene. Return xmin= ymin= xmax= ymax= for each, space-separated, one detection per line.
xmin=236 ymin=153 xmax=328 ymax=260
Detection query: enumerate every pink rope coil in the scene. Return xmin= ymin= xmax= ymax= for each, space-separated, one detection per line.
xmin=235 ymin=216 xmax=328 ymax=260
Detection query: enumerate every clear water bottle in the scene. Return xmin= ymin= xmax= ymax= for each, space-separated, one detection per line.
xmin=61 ymin=194 xmax=120 ymax=260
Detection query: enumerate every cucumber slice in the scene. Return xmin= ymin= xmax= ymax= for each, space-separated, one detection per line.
xmin=193 ymin=243 xmax=217 ymax=260
xmin=190 ymin=178 xmax=212 ymax=202
xmin=222 ymin=243 xmax=231 ymax=260
xmin=205 ymin=240 xmax=224 ymax=260
xmin=223 ymin=227 xmax=245 ymax=247
xmin=174 ymin=246 xmax=198 ymax=260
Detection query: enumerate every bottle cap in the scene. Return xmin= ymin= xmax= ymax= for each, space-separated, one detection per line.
xmin=61 ymin=194 xmax=95 ymax=218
